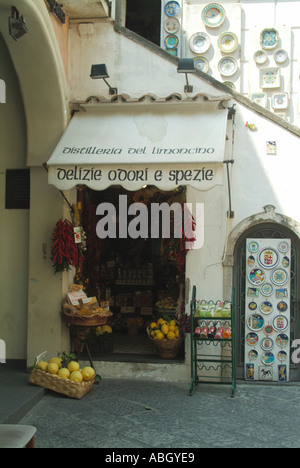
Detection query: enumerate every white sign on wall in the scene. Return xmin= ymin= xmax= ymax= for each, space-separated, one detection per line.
xmin=244 ymin=238 xmax=291 ymax=382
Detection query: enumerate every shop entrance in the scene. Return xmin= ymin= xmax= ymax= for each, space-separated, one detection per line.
xmin=78 ymin=185 xmax=187 ymax=362
xmin=234 ymin=223 xmax=300 ymax=381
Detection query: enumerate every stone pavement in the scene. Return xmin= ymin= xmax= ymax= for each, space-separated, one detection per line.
xmin=19 ymin=378 xmax=300 ymax=448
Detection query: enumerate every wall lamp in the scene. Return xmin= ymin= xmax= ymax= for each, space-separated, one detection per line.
xmin=8 ymin=6 xmax=28 ymax=41
xmin=177 ymin=58 xmax=196 ymax=93
xmin=90 ymin=64 xmax=118 ymax=95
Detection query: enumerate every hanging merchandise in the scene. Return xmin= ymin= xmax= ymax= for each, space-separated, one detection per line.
xmin=244 ymin=238 xmax=291 ymax=382
xmin=51 ymin=219 xmax=83 ymax=273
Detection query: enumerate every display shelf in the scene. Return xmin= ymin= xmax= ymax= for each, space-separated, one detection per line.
xmin=190 ymin=286 xmax=236 ymax=397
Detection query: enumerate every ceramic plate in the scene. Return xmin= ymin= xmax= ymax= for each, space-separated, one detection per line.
xmin=272 ymin=92 xmax=289 ymax=110
xmin=248 ymin=268 xmax=265 ymax=286
xmin=165 ymin=1 xmax=181 ymax=17
xmin=254 ymin=50 xmax=267 ymax=65
xmin=164 ymin=34 xmax=179 ymax=49
xmin=273 ymin=315 xmax=289 ymax=332
xmin=260 ymin=28 xmax=279 ymax=50
xmin=277 ymin=351 xmax=288 ymax=362
xmin=218 ymin=32 xmax=238 ymax=53
xmin=164 ymin=17 xmax=180 ymax=34
xmin=274 ymin=49 xmax=288 ymax=64
xmin=258 ymin=247 xmax=279 ymax=269
xmin=277 ymin=301 xmax=288 ymax=312
xmin=261 ymin=337 xmax=274 ymax=351
xmin=282 ymin=256 xmax=290 ymax=268
xmin=218 ymin=56 xmax=238 ymax=76
xmin=260 ymin=68 xmax=281 ymax=88
xmin=248 ymin=301 xmax=258 ymax=311
xmin=261 ymin=352 xmax=275 ymax=366
xmin=261 ymin=283 xmax=274 ymax=297
xmin=276 ymin=333 xmax=289 ymax=348
xmin=271 ymin=269 xmax=289 ymax=286
xmin=247 ymin=314 xmax=265 ymax=332
xmin=260 ymin=301 xmax=273 ymax=315
xmin=248 ymin=241 xmax=259 ymax=252
xmin=251 ymin=93 xmax=267 ymax=108
xmin=194 ymin=57 xmax=209 ymax=72
xmin=264 ymin=324 xmax=274 ymax=336
xmin=278 ymin=241 xmax=289 ymax=253
xmin=190 ymin=32 xmax=211 ymax=54
xmin=202 ymin=3 xmax=226 ymax=28
xmin=223 ymin=81 xmax=236 ymax=89
xmin=248 ymin=349 xmax=258 ymax=361
xmin=246 ymin=332 xmax=259 ymax=346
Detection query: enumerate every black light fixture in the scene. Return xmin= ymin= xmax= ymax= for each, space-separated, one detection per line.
xmin=90 ymin=64 xmax=118 ymax=95
xmin=8 ymin=6 xmax=28 ymax=41
xmin=177 ymin=58 xmax=196 ymax=93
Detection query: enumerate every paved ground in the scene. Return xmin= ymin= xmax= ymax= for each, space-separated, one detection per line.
xmin=19 ymin=378 xmax=300 ymax=449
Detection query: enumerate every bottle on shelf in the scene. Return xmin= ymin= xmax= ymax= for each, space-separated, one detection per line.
xmin=223 ymin=327 xmax=232 ymax=339
xmin=214 ymin=322 xmax=224 ymax=340
xmin=200 ymin=321 xmax=209 ymax=339
xmin=207 ymin=321 xmax=216 ymax=339
xmin=194 ymin=322 xmax=201 ymax=338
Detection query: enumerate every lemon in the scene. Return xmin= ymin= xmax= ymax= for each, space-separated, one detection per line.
xmin=169 ymin=319 xmax=176 ymax=327
xmin=155 ymin=331 xmax=164 ymax=340
xmin=150 ymin=322 xmax=157 ymax=329
xmin=157 ymin=318 xmax=164 ymax=325
xmin=58 ymin=368 xmax=70 ymax=379
xmin=175 ymin=329 xmax=180 ymax=338
xmin=67 ymin=361 xmax=80 ymax=373
xmin=102 ymin=325 xmax=112 ymax=333
xmin=37 ymin=361 xmax=48 ymax=372
xmin=161 ymin=324 xmax=169 ymax=335
xmin=49 ymin=357 xmax=62 ymax=368
xmin=47 ymin=362 xmax=59 ymax=375
xmin=150 ymin=330 xmax=156 ymax=338
xmin=168 ymin=324 xmax=176 ymax=333
xmin=70 ymin=370 xmax=83 ymax=382
xmin=81 ymin=366 xmax=95 ymax=381
xmin=167 ymin=331 xmax=176 ymax=340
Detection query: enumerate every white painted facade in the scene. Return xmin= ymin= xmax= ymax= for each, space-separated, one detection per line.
xmin=0 ymin=0 xmax=299 ymax=383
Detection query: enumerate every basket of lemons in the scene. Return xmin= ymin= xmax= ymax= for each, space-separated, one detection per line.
xmin=147 ymin=318 xmax=183 ymax=359
xmin=29 ymin=352 xmax=98 ymax=399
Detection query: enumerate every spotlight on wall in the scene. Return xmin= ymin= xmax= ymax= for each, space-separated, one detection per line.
xmin=90 ymin=64 xmax=118 ymax=95
xmin=8 ymin=6 xmax=28 ymax=41
xmin=177 ymin=58 xmax=196 ymax=93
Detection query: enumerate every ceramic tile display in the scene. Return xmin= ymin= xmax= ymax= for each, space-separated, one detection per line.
xmin=163 ymin=1 xmax=182 ymax=56
xmin=245 ymin=238 xmax=291 ymax=382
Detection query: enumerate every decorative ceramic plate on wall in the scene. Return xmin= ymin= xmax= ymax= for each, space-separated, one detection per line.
xmin=218 ymin=32 xmax=238 ymax=53
xmin=189 ymin=32 xmax=211 ymax=54
xmin=164 ymin=1 xmax=181 ymax=17
xmin=260 ymin=68 xmax=281 ymax=88
xmin=273 ymin=315 xmax=289 ymax=332
xmin=248 ymin=268 xmax=265 ymax=286
xmin=261 ymin=352 xmax=275 ymax=366
xmin=164 ymin=34 xmax=179 ymax=49
xmin=202 ymin=3 xmax=226 ymax=28
xmin=223 ymin=81 xmax=236 ymax=89
xmin=247 ymin=314 xmax=265 ymax=331
xmin=254 ymin=50 xmax=267 ymax=65
xmin=218 ymin=56 xmax=238 ymax=76
xmin=164 ymin=17 xmax=180 ymax=34
xmin=260 ymin=28 xmax=279 ymax=49
xmin=246 ymin=332 xmax=259 ymax=346
xmin=261 ymin=283 xmax=274 ymax=297
xmin=258 ymin=247 xmax=279 ymax=269
xmin=274 ymin=49 xmax=288 ymax=64
xmin=194 ymin=57 xmax=209 ymax=72
xmin=248 ymin=241 xmax=259 ymax=252
xmin=251 ymin=93 xmax=267 ymax=108
xmin=272 ymin=92 xmax=289 ymax=110
xmin=278 ymin=241 xmax=289 ymax=253
xmin=261 ymin=337 xmax=274 ymax=351
xmin=271 ymin=269 xmax=289 ymax=286
xmin=276 ymin=333 xmax=289 ymax=348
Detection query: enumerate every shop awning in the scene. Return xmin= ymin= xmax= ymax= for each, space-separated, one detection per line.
xmin=47 ymin=102 xmax=228 ymax=191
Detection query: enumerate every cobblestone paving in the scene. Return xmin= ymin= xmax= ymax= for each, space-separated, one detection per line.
xmin=20 ymin=379 xmax=300 ymax=448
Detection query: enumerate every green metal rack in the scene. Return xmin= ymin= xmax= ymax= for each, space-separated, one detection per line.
xmin=190 ymin=285 xmax=236 ymax=397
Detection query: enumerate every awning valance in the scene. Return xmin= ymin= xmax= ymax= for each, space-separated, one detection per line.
xmin=47 ymin=103 xmax=228 ymax=191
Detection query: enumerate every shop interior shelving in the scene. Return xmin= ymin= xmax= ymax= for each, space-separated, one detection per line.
xmin=190 ymin=285 xmax=236 ymax=397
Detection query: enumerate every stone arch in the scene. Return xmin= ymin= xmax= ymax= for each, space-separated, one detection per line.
xmin=223 ymin=205 xmax=300 ymax=299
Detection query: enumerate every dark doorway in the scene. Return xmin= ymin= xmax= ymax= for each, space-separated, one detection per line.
xmin=125 ymin=0 xmax=161 ymax=46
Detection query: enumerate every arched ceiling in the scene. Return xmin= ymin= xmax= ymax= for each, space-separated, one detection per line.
xmin=0 ymin=0 xmax=69 ymax=166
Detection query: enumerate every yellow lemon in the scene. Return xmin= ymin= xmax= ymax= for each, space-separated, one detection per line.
xmin=150 ymin=330 xmax=156 ymax=338
xmin=49 ymin=357 xmax=62 ymax=368
xmin=67 ymin=361 xmax=80 ymax=373
xmin=81 ymin=366 xmax=95 ymax=381
xmin=167 ymin=331 xmax=176 ymax=340
xmin=155 ymin=331 xmax=164 ymax=340
xmin=58 ymin=368 xmax=70 ymax=379
xmin=47 ymin=362 xmax=59 ymax=375
xmin=169 ymin=324 xmax=176 ymax=333
xmin=175 ymin=329 xmax=180 ymax=338
xmin=161 ymin=324 xmax=169 ymax=335
xmin=169 ymin=319 xmax=176 ymax=327
xmin=157 ymin=318 xmax=164 ymax=325
xmin=102 ymin=325 xmax=112 ymax=333
xmin=37 ymin=361 xmax=48 ymax=372
xmin=70 ymin=370 xmax=83 ymax=383
xmin=150 ymin=322 xmax=157 ymax=329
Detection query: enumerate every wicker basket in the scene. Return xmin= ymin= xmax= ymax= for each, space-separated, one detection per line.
xmin=147 ymin=328 xmax=183 ymax=359
xmin=29 ymin=368 xmax=96 ymax=399
xmin=61 ymin=309 xmax=112 ymax=327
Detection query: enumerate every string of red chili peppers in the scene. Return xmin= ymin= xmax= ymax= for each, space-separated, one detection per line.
xmin=51 ymin=219 xmax=82 ymax=273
